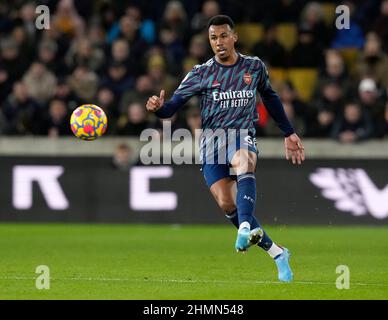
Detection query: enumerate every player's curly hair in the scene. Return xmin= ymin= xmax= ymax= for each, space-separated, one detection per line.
xmin=207 ymin=15 xmax=235 ymax=30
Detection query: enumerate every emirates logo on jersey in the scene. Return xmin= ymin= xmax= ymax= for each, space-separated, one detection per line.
xmin=243 ymin=73 xmax=252 ymax=85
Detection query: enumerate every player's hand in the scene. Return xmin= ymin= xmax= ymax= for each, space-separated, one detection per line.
xmin=146 ymin=90 xmax=165 ymax=113
xmin=285 ymin=133 xmax=305 ymax=165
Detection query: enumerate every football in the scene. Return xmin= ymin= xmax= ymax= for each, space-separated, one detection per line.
xmin=70 ymin=104 xmax=108 ymax=141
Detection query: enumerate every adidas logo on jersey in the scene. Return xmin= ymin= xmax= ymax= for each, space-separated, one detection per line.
xmin=212 ymin=80 xmax=221 ymax=88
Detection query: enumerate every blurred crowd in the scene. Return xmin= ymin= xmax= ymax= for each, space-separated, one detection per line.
xmin=0 ymin=0 xmax=387 ymax=143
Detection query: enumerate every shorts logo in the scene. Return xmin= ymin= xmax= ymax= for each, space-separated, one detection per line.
xmin=243 ymin=73 xmax=252 ymax=85
xmin=244 ymin=135 xmax=256 ymax=146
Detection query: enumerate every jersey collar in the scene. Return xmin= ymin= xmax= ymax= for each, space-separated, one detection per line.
xmin=213 ymin=52 xmax=241 ymax=68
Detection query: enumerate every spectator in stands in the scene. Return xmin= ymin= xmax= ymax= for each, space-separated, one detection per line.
xmin=314 ymin=49 xmax=352 ymax=100
xmin=288 ymin=23 xmax=323 ymax=68
xmin=299 ymin=2 xmax=333 ymax=48
xmin=22 ymin=62 xmax=57 ymax=106
xmin=96 ymin=86 xmax=118 ymax=134
xmin=117 ymin=102 xmax=149 ymax=136
xmin=312 ymin=79 xmax=346 ymax=137
xmin=65 ymin=37 xmax=105 ymax=73
xmin=371 ymin=0 xmax=388 ymax=53
xmin=102 ymin=2 xmax=121 ymax=41
xmin=107 ymin=5 xmax=155 ymax=46
xmin=67 ymin=65 xmax=99 ymax=102
xmin=266 ymin=100 xmax=306 ymax=137
xmin=107 ymin=37 xmax=143 ymax=78
xmin=355 ymin=32 xmax=388 ymax=88
xmin=331 ymin=102 xmax=374 ymax=143
xmin=110 ymin=38 xmax=130 ymax=65
xmin=52 ymin=0 xmax=85 ymax=38
xmin=317 ymin=79 xmax=346 ymax=115
xmin=126 ymin=5 xmax=156 ymax=45
xmin=100 ymin=61 xmax=134 ymax=101
xmin=159 ymin=26 xmax=185 ymax=76
xmin=120 ymin=74 xmax=154 ymax=114
xmin=0 ymin=108 xmax=4 ymax=133
xmin=191 ymin=0 xmax=220 ymax=34
xmin=125 ymin=5 xmax=142 ymax=30
xmin=0 ymin=38 xmax=30 ymax=101
xmin=265 ymin=82 xmax=306 ymax=137
xmin=54 ymin=77 xmax=81 ymax=110
xmin=87 ymin=22 xmax=106 ymax=49
xmin=0 ymin=3 xmax=12 ymax=34
xmin=0 ymin=65 xmax=10 ymax=105
xmin=358 ymin=78 xmax=386 ymax=137
xmin=18 ymin=2 xmax=38 ymax=41
xmin=160 ymin=0 xmax=190 ymax=45
xmin=1 ymin=81 xmax=39 ymax=135
xmin=114 ymin=15 xmax=148 ymax=72
xmin=385 ymin=102 xmax=388 ymax=138
xmin=315 ymin=108 xmax=336 ymax=138
xmin=11 ymin=25 xmax=35 ymax=64
xmin=182 ymin=34 xmax=209 ymax=74
xmin=331 ymin=1 xmax=365 ymax=50
xmin=37 ymin=40 xmax=65 ymax=77
xmin=146 ymin=53 xmax=177 ymax=97
xmin=108 ymin=38 xmax=144 ymax=76
xmin=38 ymin=22 xmax=72 ymax=67
xmin=272 ymin=0 xmax=305 ymax=23
xmin=112 ymin=143 xmax=137 ymax=170
xmin=37 ymin=99 xmax=70 ymax=137
xmin=251 ymin=23 xmax=287 ymax=68
xmin=278 ymin=81 xmax=313 ymax=135
xmin=0 ymin=0 xmax=385 ymax=141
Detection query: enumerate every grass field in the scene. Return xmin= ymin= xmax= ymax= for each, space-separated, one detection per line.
xmin=0 ymin=224 xmax=387 ymax=300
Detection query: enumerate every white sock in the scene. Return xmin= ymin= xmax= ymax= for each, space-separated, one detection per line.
xmin=238 ymin=221 xmax=250 ymax=232
xmin=267 ymin=243 xmax=284 ymax=259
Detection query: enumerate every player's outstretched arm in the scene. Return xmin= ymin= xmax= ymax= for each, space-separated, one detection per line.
xmin=147 ymin=65 xmax=201 ymax=118
xmin=285 ymin=133 xmax=305 ymax=165
xmin=146 ymin=90 xmax=165 ymax=113
xmin=146 ymin=89 xmax=188 ymax=119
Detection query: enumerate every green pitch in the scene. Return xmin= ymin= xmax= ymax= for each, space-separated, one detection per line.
xmin=1 ymin=224 xmax=387 ymax=300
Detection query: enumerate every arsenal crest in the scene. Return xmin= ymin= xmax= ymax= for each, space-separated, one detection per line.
xmin=243 ymin=73 xmax=252 ymax=85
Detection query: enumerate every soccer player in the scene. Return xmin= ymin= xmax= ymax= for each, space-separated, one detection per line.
xmin=146 ymin=15 xmax=305 ymax=282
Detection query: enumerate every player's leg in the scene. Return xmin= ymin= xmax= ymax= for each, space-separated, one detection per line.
xmin=209 ymin=177 xmax=269 ymax=248
xmin=202 ymin=151 xmax=292 ymax=281
xmin=202 ymin=163 xmax=253 ymax=233
xmin=209 ymin=176 xmax=239 ymax=227
xmin=230 ymin=149 xmax=259 ymax=251
xmin=229 ymin=145 xmax=280 ymax=251
xmin=231 ymin=148 xmax=293 ymax=281
xmin=202 ymin=163 xmax=240 ymax=228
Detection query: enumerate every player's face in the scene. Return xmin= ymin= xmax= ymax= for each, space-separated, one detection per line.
xmin=208 ymin=24 xmax=237 ymax=62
